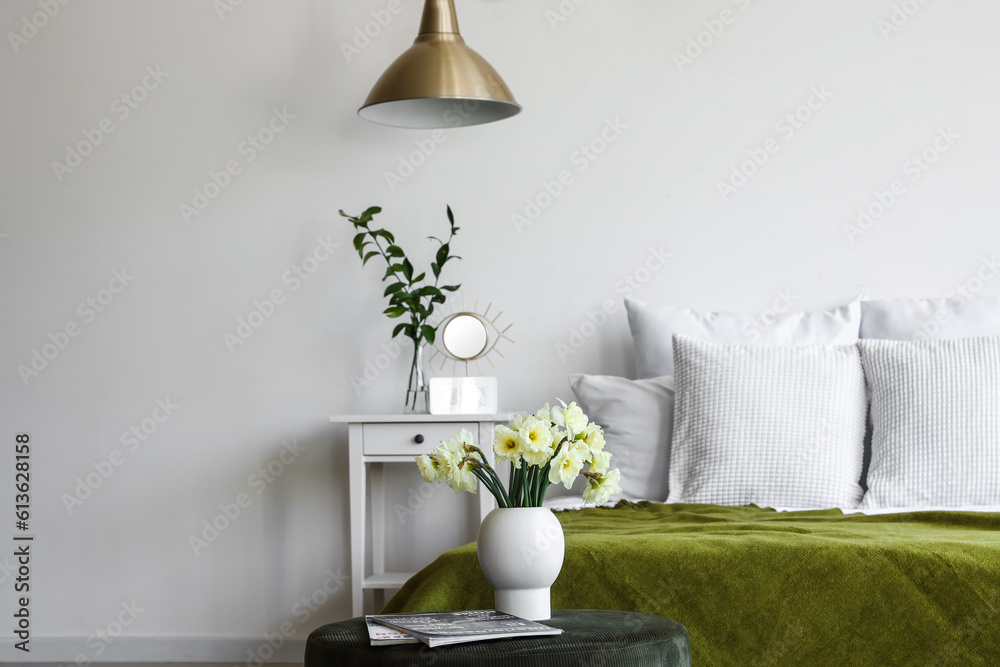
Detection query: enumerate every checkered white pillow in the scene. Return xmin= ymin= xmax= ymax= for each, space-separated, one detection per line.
xmin=667 ymin=334 xmax=867 ymax=508
xmin=859 ymin=336 xmax=1000 ymax=508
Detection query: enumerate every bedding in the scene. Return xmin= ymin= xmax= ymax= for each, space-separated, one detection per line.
xmin=625 ymin=296 xmax=862 ymax=378
xmin=859 ymin=336 xmax=1000 ymax=508
xmin=568 ymin=373 xmax=675 ymax=502
xmin=668 ymin=335 xmax=867 ymax=508
xmin=860 ymin=295 xmax=1000 ymax=340
xmin=384 ymin=502 xmax=1000 ymax=666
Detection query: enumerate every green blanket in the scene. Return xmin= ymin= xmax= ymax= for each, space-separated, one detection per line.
xmin=383 ymin=502 xmax=1000 ymax=666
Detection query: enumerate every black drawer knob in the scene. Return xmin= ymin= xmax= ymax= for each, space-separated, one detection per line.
xmin=414 ymin=434 xmax=425 ymax=444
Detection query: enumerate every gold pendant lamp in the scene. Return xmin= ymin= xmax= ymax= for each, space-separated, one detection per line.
xmin=358 ymin=0 xmax=521 ymax=129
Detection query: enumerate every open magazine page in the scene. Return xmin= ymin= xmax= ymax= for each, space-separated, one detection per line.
xmin=371 ymin=610 xmax=563 ymax=648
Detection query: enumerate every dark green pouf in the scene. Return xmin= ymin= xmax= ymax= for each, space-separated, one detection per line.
xmin=304 ymin=609 xmax=691 ymax=666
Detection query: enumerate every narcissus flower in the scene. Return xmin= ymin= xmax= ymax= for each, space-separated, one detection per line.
xmin=583 ymin=468 xmax=622 ymax=506
xmin=590 ymin=450 xmax=611 ymax=475
xmin=416 ymin=454 xmax=438 ymax=483
xmin=493 ymin=425 xmax=523 ymax=468
xmin=582 ymin=423 xmax=605 ymax=454
xmin=549 ymin=445 xmax=585 ymax=489
xmin=551 ymin=402 xmax=588 ymax=436
xmin=519 ymin=416 xmax=555 ymax=466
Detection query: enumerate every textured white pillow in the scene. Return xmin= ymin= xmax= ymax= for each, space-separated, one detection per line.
xmin=569 ymin=374 xmax=674 ymax=502
xmin=859 ymin=336 xmax=1000 ymax=508
xmin=626 ymin=296 xmax=863 ymax=378
xmin=667 ymin=334 xmax=867 ymax=509
xmin=860 ymin=295 xmax=1000 ymax=341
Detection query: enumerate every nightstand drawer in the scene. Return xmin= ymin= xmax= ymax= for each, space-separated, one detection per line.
xmin=362 ymin=422 xmax=478 ymax=456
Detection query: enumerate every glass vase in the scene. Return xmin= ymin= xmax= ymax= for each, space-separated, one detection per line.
xmin=405 ymin=341 xmax=429 ymax=414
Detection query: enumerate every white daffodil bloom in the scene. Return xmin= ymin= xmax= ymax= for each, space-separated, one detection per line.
xmin=550 ymin=427 xmax=567 ymax=451
xmin=583 ymin=468 xmax=622 ymax=506
xmin=510 ymin=413 xmax=526 ymax=431
xmin=550 ymin=404 xmax=566 ymax=428
xmin=568 ymin=439 xmax=590 ymax=459
xmin=436 ymin=435 xmax=479 ymax=494
xmin=582 ymin=423 xmax=606 ymax=454
xmin=519 ymin=416 xmax=555 ymax=466
xmin=562 ymin=403 xmax=588 ymax=436
xmin=447 ymin=464 xmax=478 ymax=494
xmin=549 ymin=446 xmax=585 ymax=489
xmin=432 ymin=442 xmax=459 ymax=482
xmin=417 ymin=401 xmax=620 ymax=508
xmin=590 ymin=450 xmax=612 ymax=475
xmin=493 ymin=425 xmax=523 ymax=468
xmin=416 ymin=454 xmax=438 ymax=483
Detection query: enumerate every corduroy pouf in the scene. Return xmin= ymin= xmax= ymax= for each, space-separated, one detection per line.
xmin=304 ymin=609 xmax=691 ymax=667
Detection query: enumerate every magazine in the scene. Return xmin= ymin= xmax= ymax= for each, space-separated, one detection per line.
xmin=370 ymin=610 xmax=563 ymax=648
xmin=365 ymin=615 xmax=420 ymax=646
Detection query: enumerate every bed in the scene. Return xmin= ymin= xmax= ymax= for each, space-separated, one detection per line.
xmin=386 ymin=295 xmax=1000 ymax=665
xmin=383 ymin=501 xmax=1000 ymax=666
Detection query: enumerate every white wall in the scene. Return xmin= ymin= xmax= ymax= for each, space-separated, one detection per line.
xmin=2 ymin=0 xmax=999 ymax=662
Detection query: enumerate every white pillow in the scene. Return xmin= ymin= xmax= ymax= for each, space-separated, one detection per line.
xmin=626 ymin=296 xmax=863 ymax=378
xmin=667 ymin=334 xmax=867 ymax=509
xmin=860 ymin=295 xmax=1000 ymax=340
xmin=569 ymin=374 xmax=674 ymax=502
xmin=859 ymin=336 xmax=1000 ymax=508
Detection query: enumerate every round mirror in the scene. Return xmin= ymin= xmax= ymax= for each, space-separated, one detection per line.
xmin=441 ymin=313 xmax=489 ymax=360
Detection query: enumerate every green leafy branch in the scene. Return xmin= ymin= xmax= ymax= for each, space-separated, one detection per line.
xmin=339 ymin=205 xmax=462 ymax=349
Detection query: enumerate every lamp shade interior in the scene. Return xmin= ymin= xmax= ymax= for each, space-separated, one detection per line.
xmin=359 ymin=97 xmax=521 ymax=129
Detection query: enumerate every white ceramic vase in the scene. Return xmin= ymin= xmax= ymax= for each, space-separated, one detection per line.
xmin=476 ymin=507 xmax=565 ymax=621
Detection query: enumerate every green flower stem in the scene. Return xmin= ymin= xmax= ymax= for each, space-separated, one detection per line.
xmin=477 ymin=464 xmax=511 ymax=508
xmin=536 ymin=462 xmax=552 ymax=506
xmin=508 ymin=463 xmax=517 ymax=506
xmin=471 ymin=468 xmax=507 ymax=508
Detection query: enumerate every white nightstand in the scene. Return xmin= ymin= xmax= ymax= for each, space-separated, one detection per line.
xmin=330 ymin=413 xmax=512 ymax=617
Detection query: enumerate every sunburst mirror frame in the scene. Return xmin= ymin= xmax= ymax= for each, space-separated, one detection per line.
xmin=428 ymin=297 xmax=514 ymax=377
